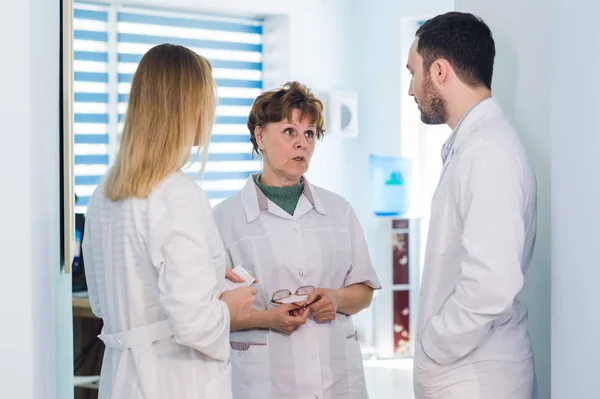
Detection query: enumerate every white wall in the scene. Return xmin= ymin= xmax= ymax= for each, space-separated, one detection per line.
xmin=453 ymin=1 xmax=550 ymax=398
xmin=333 ymin=0 xmax=454 ymax=224
xmin=0 ymin=3 xmax=35 ymax=397
xmin=550 ymin=0 xmax=600 ymax=397
xmin=0 ymin=0 xmax=72 ymax=398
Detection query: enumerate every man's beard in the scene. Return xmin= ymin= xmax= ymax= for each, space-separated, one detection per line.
xmin=419 ymin=77 xmax=448 ymax=125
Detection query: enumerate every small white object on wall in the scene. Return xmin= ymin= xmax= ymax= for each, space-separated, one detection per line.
xmin=328 ymin=90 xmax=359 ymax=138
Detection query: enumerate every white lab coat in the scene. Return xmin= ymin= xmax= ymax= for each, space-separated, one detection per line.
xmin=414 ymin=98 xmax=536 ymax=399
xmin=82 ymin=172 xmax=232 ymax=399
xmin=213 ymin=176 xmax=381 ymax=399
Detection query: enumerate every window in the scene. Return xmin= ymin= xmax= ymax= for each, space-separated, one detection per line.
xmin=73 ymin=2 xmax=263 ymax=212
xmin=73 ymin=4 xmax=110 ymax=213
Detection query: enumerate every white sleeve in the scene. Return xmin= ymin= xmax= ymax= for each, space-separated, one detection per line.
xmin=148 ymin=184 xmax=230 ymax=362
xmin=343 ymin=206 xmax=382 ymax=290
xmin=421 ymin=145 xmax=526 ymax=365
xmin=82 ymin=208 xmax=102 ymax=319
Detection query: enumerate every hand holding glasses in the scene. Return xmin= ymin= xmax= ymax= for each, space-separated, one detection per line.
xmin=272 ymin=286 xmax=339 ymax=323
xmin=271 ymin=285 xmax=323 ymax=308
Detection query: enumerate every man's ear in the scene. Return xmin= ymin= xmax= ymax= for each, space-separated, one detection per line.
xmin=431 ymin=59 xmax=450 ymax=84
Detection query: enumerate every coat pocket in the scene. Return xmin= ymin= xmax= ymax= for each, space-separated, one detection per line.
xmin=230 ymin=341 xmax=269 ymax=398
xmin=342 ymin=318 xmax=368 ymax=398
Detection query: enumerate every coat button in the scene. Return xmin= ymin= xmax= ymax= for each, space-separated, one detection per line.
xmin=237 ymin=353 xmax=242 ymax=357
xmin=294 ymin=228 xmax=298 ymax=233
xmin=299 ymin=271 xmax=304 ymax=276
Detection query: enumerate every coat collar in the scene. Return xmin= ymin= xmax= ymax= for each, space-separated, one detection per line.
xmin=439 ymin=97 xmax=505 ymax=176
xmin=241 ymin=174 xmax=327 ymax=222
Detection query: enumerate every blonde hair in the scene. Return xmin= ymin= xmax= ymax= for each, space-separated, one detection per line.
xmin=104 ymin=43 xmax=216 ymax=201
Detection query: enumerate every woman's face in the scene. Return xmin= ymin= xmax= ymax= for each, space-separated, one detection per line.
xmin=255 ymin=108 xmax=317 ymax=186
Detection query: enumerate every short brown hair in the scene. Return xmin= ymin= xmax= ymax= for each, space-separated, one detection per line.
xmin=416 ymin=12 xmax=495 ymax=89
xmin=247 ymin=81 xmax=325 ymax=156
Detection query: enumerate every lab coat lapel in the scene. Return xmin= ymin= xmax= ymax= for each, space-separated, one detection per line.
xmin=432 ymin=99 xmax=504 ymax=198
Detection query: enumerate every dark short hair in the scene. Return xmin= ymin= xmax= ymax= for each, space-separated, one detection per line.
xmin=247 ymin=81 xmax=325 ymax=156
xmin=416 ymin=12 xmax=495 ymax=89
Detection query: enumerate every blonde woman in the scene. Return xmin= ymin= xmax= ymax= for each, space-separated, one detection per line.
xmin=82 ymin=44 xmax=256 ymax=399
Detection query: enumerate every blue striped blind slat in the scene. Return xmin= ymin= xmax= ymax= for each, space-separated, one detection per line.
xmin=220 ymin=79 xmax=262 ymax=89
xmin=118 ymin=12 xmax=262 ymax=34
xmin=74 ymin=30 xmax=109 ymax=42
xmin=211 ymin=135 xmax=251 ymax=143
xmin=196 ymin=171 xmax=253 ymax=180
xmin=75 ymin=155 xmax=110 ymax=165
xmin=215 ymin=116 xmax=250 ymax=125
xmin=215 ymin=78 xmax=262 ymax=89
xmin=75 ymin=134 xmax=109 ymax=144
xmin=218 ymin=97 xmax=255 ymax=106
xmin=74 ymin=51 xmax=109 ymax=62
xmin=74 ymin=72 xmax=109 ymax=83
xmin=118 ymin=53 xmax=262 ymax=70
xmin=74 ymin=8 xmax=108 ymax=21
xmin=75 ymin=114 xmax=109 ymax=124
xmin=117 ymin=94 xmax=254 ymax=106
xmin=117 ymin=33 xmax=262 ymax=52
xmin=75 ymin=175 xmax=102 ymax=186
xmin=116 ymin=114 xmax=250 ymax=125
xmin=116 ymin=74 xmax=261 ymax=89
xmin=204 ymin=153 xmax=254 ymax=162
xmin=74 ymin=3 xmax=110 ymax=212
xmin=208 ymin=59 xmax=262 ymax=71
xmin=75 ymin=93 xmax=109 ymax=103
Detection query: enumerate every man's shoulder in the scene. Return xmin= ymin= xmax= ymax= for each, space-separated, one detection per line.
xmin=465 ymin=115 xmax=527 ymax=158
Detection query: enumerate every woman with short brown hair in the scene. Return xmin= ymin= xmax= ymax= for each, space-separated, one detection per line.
xmin=213 ymin=81 xmax=381 ymax=399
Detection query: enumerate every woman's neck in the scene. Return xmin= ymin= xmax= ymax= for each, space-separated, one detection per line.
xmin=259 ymin=166 xmax=301 ymax=187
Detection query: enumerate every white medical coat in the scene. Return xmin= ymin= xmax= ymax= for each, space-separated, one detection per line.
xmin=213 ymin=176 xmax=381 ymax=399
xmin=82 ymin=172 xmax=232 ymax=399
xmin=414 ymin=98 xmax=536 ymax=398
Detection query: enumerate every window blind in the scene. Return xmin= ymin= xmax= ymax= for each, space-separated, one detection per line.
xmin=73 ymin=2 xmax=263 ymax=210
xmin=73 ymin=2 xmax=111 ymax=213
